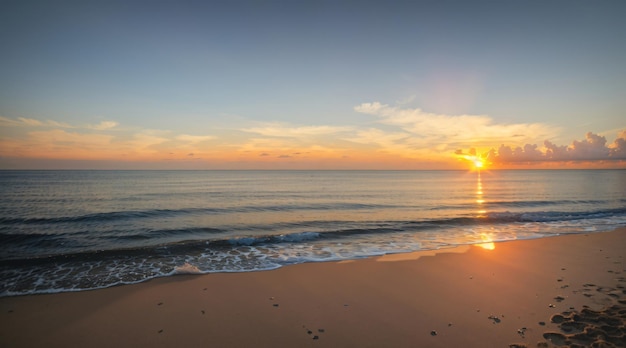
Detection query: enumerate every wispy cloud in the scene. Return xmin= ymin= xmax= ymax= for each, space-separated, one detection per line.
xmin=0 ymin=116 xmax=74 ymax=128
xmin=243 ymin=124 xmax=352 ymax=138
xmin=3 ymin=105 xmax=622 ymax=169
xmin=349 ymin=102 xmax=564 ymax=162
xmin=87 ymin=121 xmax=119 ymax=130
xmin=354 ymin=102 xmax=558 ymax=146
xmin=175 ymin=134 xmax=214 ymax=143
xmin=0 ymin=129 xmax=114 ymax=159
xmin=1 ymin=115 xmax=115 ymax=130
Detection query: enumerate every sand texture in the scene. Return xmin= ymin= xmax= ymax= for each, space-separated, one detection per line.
xmin=1 ymin=228 xmax=625 ymax=347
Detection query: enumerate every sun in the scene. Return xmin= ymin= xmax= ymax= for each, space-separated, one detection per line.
xmin=473 ymin=158 xmax=485 ymax=169
xmin=457 ymin=154 xmax=488 ymax=170
xmin=455 ymin=149 xmax=490 ymax=171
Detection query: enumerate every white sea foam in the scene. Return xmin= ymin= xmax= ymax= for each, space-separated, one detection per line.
xmin=1 ymin=170 xmax=625 ymax=297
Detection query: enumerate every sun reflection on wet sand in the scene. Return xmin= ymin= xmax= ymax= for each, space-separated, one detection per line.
xmin=477 ymin=234 xmax=496 ymax=250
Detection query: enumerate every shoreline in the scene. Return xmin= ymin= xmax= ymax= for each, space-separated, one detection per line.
xmin=1 ymin=229 xmax=625 ymax=347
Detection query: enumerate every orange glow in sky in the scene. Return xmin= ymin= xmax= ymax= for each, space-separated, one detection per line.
xmin=457 ymin=153 xmax=489 ymax=171
xmin=0 ymin=2 xmax=624 ymax=170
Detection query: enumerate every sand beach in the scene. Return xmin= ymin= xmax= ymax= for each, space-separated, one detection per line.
xmin=1 ymin=228 xmax=625 ymax=348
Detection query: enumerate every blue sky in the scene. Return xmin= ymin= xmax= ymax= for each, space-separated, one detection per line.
xmin=1 ymin=0 xmax=625 ymax=169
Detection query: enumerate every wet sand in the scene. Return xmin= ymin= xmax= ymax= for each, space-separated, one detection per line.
xmin=1 ymin=228 xmax=625 ymax=348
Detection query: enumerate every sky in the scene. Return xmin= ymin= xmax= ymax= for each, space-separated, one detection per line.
xmin=1 ymin=0 xmax=625 ymax=170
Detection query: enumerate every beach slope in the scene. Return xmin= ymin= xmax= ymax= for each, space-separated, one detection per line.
xmin=1 ymin=228 xmax=625 ymax=347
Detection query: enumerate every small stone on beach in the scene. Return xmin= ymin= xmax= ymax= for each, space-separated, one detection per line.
xmin=430 ymin=330 xmax=437 ymax=336
xmin=488 ymin=315 xmax=501 ymax=324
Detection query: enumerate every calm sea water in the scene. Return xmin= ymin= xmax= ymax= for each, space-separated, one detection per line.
xmin=1 ymin=170 xmax=625 ymax=296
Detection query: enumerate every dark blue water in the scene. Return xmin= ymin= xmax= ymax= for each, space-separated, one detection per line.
xmin=1 ymin=170 xmax=624 ymax=296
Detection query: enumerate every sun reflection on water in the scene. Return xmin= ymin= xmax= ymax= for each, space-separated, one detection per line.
xmin=475 ymin=171 xmax=487 ymax=217
xmin=474 ymin=171 xmax=495 ymax=250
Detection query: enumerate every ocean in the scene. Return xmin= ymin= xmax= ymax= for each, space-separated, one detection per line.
xmin=1 ymin=170 xmax=625 ymax=297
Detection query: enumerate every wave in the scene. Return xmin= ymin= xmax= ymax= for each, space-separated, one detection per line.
xmin=486 ymin=207 xmax=626 ymax=222
xmin=430 ymin=199 xmax=616 ymax=211
xmin=2 ymin=206 xmax=624 ymax=264
xmin=0 ymin=202 xmax=397 ymax=225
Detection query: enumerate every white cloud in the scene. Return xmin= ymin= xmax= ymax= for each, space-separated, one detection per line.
xmin=243 ymin=124 xmax=352 ymax=138
xmin=0 ymin=116 xmax=108 ymax=129
xmin=354 ymin=102 xmax=557 ymax=145
xmin=476 ymin=131 xmax=626 ymax=163
xmin=0 ymin=116 xmax=74 ymax=128
xmin=88 ymin=121 xmax=119 ymax=130
xmin=0 ymin=116 xmax=21 ymax=127
xmin=17 ymin=117 xmax=44 ymax=126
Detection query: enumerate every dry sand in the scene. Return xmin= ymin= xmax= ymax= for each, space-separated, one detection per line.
xmin=1 ymin=228 xmax=625 ymax=348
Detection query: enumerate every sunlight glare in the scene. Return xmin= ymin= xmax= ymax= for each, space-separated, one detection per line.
xmin=457 ymin=153 xmax=489 ymax=171
xmin=477 ymin=234 xmax=495 ymax=250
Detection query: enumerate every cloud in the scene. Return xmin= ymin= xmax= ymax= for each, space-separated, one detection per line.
xmin=464 ymin=131 xmax=626 ymax=164
xmin=0 ymin=129 xmax=115 ymax=159
xmin=0 ymin=116 xmax=20 ymax=127
xmin=0 ymin=116 xmax=74 ymax=128
xmin=1 ymin=115 xmax=114 ymax=130
xmin=354 ymin=102 xmax=557 ymax=146
xmin=351 ymin=102 xmax=561 ymax=161
xmin=243 ymin=124 xmax=352 ymax=138
xmin=176 ymin=134 xmax=214 ymax=143
xmin=17 ymin=117 xmax=44 ymax=126
xmin=88 ymin=121 xmax=119 ymax=130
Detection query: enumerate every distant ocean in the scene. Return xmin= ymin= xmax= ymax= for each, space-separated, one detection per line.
xmin=1 ymin=170 xmax=625 ymax=297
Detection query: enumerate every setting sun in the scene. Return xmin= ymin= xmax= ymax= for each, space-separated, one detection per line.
xmin=473 ymin=158 xmax=485 ymax=169
xmin=457 ymin=153 xmax=489 ymax=171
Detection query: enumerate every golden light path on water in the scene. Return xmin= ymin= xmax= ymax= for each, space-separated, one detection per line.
xmin=475 ymin=170 xmax=496 ymax=250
